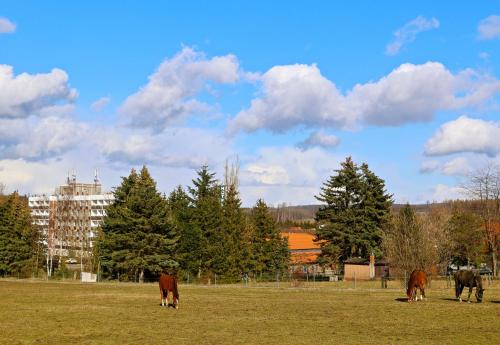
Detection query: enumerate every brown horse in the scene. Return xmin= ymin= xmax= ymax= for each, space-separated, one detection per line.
xmin=406 ymin=270 xmax=427 ymax=302
xmin=454 ymin=270 xmax=484 ymax=303
xmin=159 ymin=274 xmax=179 ymax=309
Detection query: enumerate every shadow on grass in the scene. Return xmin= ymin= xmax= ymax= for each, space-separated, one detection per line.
xmin=490 ymin=300 xmax=500 ymax=304
xmin=440 ymin=298 xmax=458 ymax=302
xmin=394 ymin=298 xmax=408 ymax=302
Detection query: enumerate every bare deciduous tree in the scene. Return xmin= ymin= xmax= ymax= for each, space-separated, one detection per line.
xmin=382 ymin=204 xmax=451 ymax=277
xmin=462 ymin=164 xmax=500 ymax=277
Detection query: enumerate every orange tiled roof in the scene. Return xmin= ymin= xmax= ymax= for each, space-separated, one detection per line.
xmin=281 ymin=232 xmax=321 ymax=250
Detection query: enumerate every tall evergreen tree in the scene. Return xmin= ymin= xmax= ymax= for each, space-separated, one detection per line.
xmin=250 ymin=199 xmax=289 ymax=276
xmin=0 ymin=192 xmax=41 ymax=277
xmin=315 ymin=157 xmax=392 ymax=264
xmin=221 ymin=182 xmax=246 ymax=277
xmin=98 ymin=167 xmax=178 ymax=282
xmin=188 ymin=165 xmax=223 ymax=277
xmin=168 ymin=185 xmax=202 ymax=276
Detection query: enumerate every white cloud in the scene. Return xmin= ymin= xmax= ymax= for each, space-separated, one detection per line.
xmin=229 ymin=64 xmax=352 ymax=133
xmin=229 ymin=62 xmax=500 ymax=133
xmin=91 ymin=96 xmax=110 ymax=112
xmin=430 ymin=184 xmax=466 ymax=202
xmin=386 ymin=16 xmax=439 ymax=56
xmin=425 ymin=116 xmax=500 ymax=156
xmin=478 ymin=15 xmax=500 ymax=40
xmin=0 ymin=116 xmax=88 ymax=160
xmin=120 ymin=47 xmax=240 ymax=130
xmin=96 ymin=127 xmax=232 ymax=168
xmin=0 ymin=65 xmax=77 ymax=119
xmin=245 ymin=164 xmax=290 ymax=185
xmin=0 ymin=17 xmax=15 ymax=34
xmin=419 ymin=160 xmax=440 ymax=173
xmin=297 ymin=131 xmax=340 ymax=150
xmin=239 ymin=146 xmax=342 ymax=205
xmin=441 ymin=157 xmax=470 ymax=176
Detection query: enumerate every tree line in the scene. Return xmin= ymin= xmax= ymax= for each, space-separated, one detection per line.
xmin=97 ymin=165 xmax=289 ymax=282
xmin=315 ymin=157 xmax=500 ymax=277
xmin=0 ymin=157 xmax=497 ymax=280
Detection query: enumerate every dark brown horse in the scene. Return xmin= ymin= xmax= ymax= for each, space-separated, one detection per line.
xmin=454 ymin=270 xmax=484 ymax=303
xmin=159 ymin=274 xmax=179 ymax=309
xmin=407 ymin=270 xmax=427 ymax=302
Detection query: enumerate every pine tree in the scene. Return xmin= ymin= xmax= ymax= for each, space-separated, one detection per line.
xmin=315 ymin=157 xmax=392 ymax=265
xmin=217 ymin=159 xmax=249 ymax=278
xmin=168 ymin=185 xmax=202 ymax=277
xmin=0 ymin=192 xmax=40 ymax=277
xmin=98 ymin=166 xmax=178 ymax=282
xmin=250 ymin=199 xmax=289 ymax=277
xmin=359 ymin=163 xmax=393 ymax=258
xmin=221 ymin=182 xmax=246 ymax=278
xmin=188 ymin=165 xmax=223 ymax=277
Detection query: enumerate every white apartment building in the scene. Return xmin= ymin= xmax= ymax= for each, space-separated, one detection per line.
xmin=29 ymin=172 xmax=114 ymax=264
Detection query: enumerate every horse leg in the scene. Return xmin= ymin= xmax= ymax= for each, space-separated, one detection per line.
xmin=458 ymin=285 xmax=464 ymax=302
xmin=467 ymin=286 xmax=473 ymax=303
xmin=420 ymin=287 xmax=425 ymax=300
xmin=160 ymin=288 xmax=165 ymax=307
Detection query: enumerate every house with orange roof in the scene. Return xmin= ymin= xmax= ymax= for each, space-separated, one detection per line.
xmin=281 ymin=228 xmax=331 ymax=277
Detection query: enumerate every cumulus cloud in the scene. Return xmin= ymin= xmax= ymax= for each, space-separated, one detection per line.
xmin=240 ymin=146 xmax=343 ymax=205
xmin=386 ymin=16 xmax=439 ymax=56
xmin=229 ymin=62 xmax=500 ymax=133
xmin=245 ymin=164 xmax=290 ymax=185
xmin=120 ymin=47 xmax=240 ymax=130
xmin=0 ymin=17 xmax=15 ymax=34
xmin=478 ymin=15 xmax=500 ymax=40
xmin=425 ymin=116 xmax=500 ymax=156
xmin=96 ymin=127 xmax=232 ymax=168
xmin=441 ymin=157 xmax=470 ymax=176
xmin=297 ymin=131 xmax=340 ymax=150
xmin=91 ymin=96 xmax=110 ymax=112
xmin=430 ymin=184 xmax=466 ymax=202
xmin=419 ymin=160 xmax=440 ymax=173
xmin=0 ymin=65 xmax=77 ymax=119
xmin=241 ymin=146 xmax=340 ymax=187
xmin=0 ymin=116 xmax=88 ymax=160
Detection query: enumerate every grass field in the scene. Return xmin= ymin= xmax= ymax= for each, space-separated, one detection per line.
xmin=0 ymin=279 xmax=499 ymax=345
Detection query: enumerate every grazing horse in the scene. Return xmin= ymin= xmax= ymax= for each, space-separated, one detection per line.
xmin=159 ymin=274 xmax=179 ymax=309
xmin=406 ymin=270 xmax=427 ymax=302
xmin=454 ymin=270 xmax=484 ymax=303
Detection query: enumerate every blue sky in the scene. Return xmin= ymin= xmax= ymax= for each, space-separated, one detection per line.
xmin=1 ymin=1 xmax=500 ymax=206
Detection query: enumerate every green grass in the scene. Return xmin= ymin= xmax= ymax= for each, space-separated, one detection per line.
xmin=0 ymin=279 xmax=499 ymax=345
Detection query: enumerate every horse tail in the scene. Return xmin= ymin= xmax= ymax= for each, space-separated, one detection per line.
xmin=173 ymin=277 xmax=179 ymax=300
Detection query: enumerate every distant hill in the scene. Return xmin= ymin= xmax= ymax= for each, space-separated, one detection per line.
xmin=257 ymin=203 xmax=438 ymax=223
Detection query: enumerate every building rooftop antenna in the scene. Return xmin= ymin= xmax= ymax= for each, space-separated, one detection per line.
xmin=94 ymin=168 xmax=100 ymax=184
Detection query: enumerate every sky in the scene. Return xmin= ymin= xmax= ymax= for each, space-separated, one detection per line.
xmin=1 ymin=1 xmax=500 ymax=206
